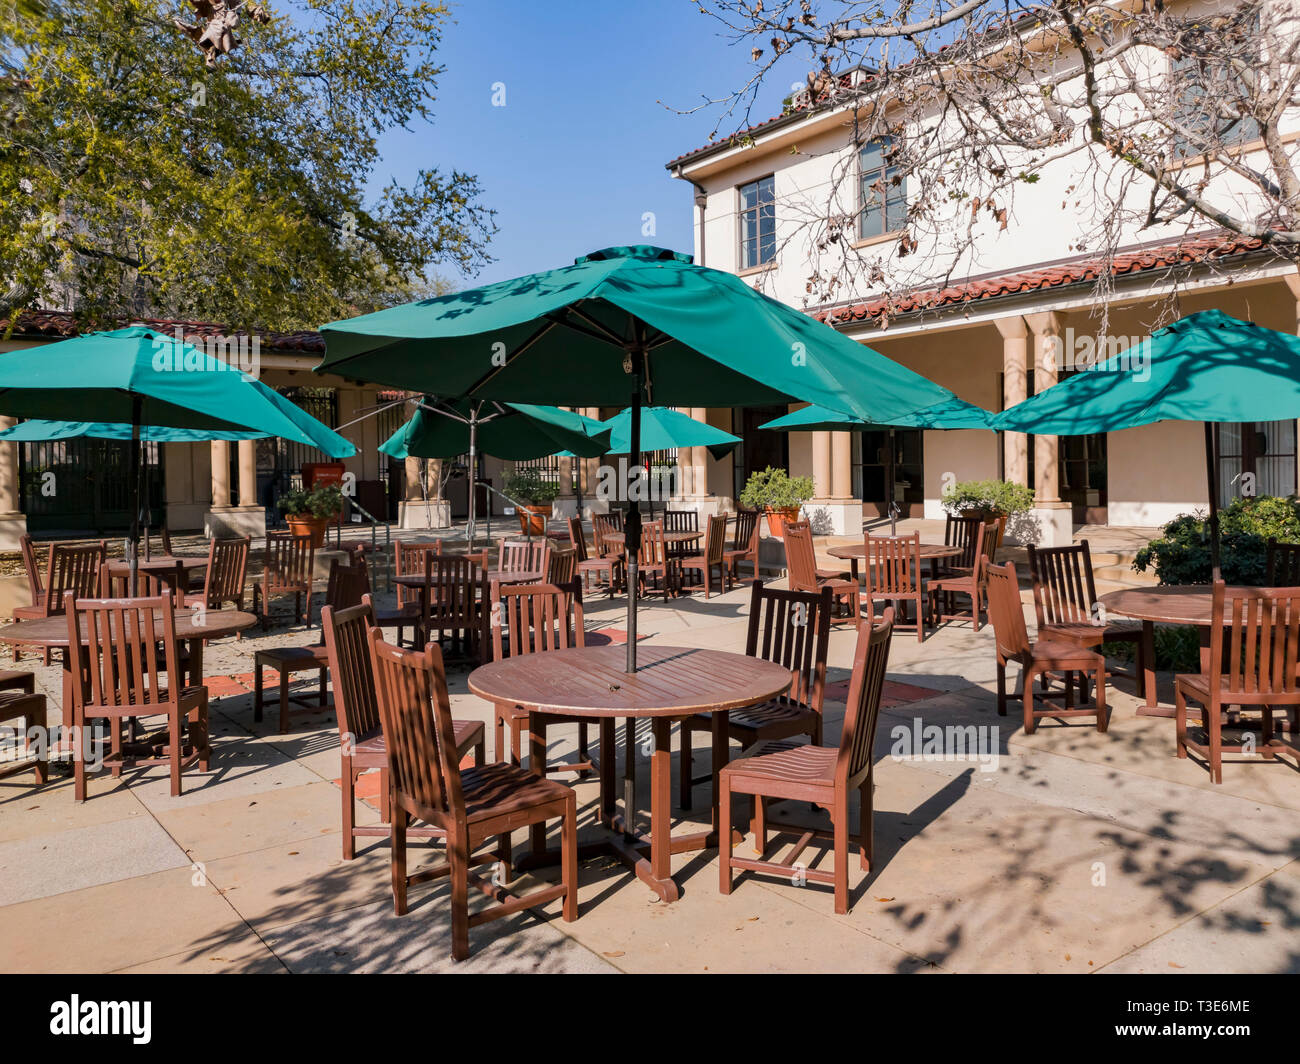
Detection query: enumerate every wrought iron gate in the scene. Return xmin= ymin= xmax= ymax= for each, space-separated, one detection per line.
xmin=19 ymin=437 xmax=165 ymax=534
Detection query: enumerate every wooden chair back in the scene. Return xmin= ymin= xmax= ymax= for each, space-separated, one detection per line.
xmin=592 ymin=514 xmax=622 ymax=557
xmin=836 ymin=608 xmax=895 ymax=789
xmin=863 ymin=532 xmax=922 ymax=597
xmin=325 ymin=556 xmax=371 ymax=612
xmin=490 ymin=580 xmax=585 ymax=661
xmin=1206 ymin=581 xmax=1300 ymax=699
xmin=546 ymin=547 xmax=577 ymax=585
xmin=19 ymin=534 xmax=43 ymax=606
xmin=100 ymin=561 xmax=185 ymax=604
xmin=44 ymin=543 xmax=106 ymax=614
xmin=199 ymin=536 xmax=250 ymax=610
xmin=394 ymin=540 xmax=443 ymax=611
xmin=1265 ymin=539 xmax=1300 ymax=587
xmin=976 ymin=521 xmax=1000 ymax=576
xmin=701 ymin=513 xmax=727 ymax=565
xmin=731 ymin=509 xmax=760 ymax=554
xmin=64 ymin=593 xmax=184 ymax=724
xmin=322 ymin=599 xmax=380 ymax=740
xmin=638 ymin=520 xmax=667 ymax=568
xmin=944 ymin=514 xmax=985 ymax=568
xmin=567 ymin=516 xmax=590 ymax=563
xmin=985 ymin=561 xmax=1031 ymax=661
xmin=782 ymin=521 xmax=819 ymax=594
xmin=664 ymin=510 xmax=699 ymax=534
xmin=368 ymin=630 xmax=460 ymax=828
xmin=264 ymin=532 xmax=313 ymax=593
xmin=746 ymin=580 xmax=833 ymax=710
xmin=421 ymin=554 xmax=484 ymax=635
xmin=1026 ymin=539 xmax=1099 ymax=628
xmin=499 ymin=538 xmax=549 ymax=574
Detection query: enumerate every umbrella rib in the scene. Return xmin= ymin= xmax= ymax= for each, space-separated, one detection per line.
xmin=552 ymin=305 xmax=629 ymax=349
xmin=461 ymin=318 xmax=560 ymax=395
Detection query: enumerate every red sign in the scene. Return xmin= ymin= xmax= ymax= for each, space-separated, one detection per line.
xmin=302 ymin=462 xmax=347 ymax=526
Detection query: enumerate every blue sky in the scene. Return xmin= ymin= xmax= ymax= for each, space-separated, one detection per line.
xmin=371 ymin=0 xmax=798 ymax=286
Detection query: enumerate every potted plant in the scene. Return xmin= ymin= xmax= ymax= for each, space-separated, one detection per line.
xmin=503 ymin=468 xmax=561 ymax=535
xmin=940 ymin=479 xmax=1036 ymax=547
xmin=740 ymin=466 xmax=816 ymax=538
xmin=277 ymin=484 xmax=344 ymax=548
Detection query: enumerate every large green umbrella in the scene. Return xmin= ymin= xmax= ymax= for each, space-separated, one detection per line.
xmin=992 ymin=309 xmax=1300 ymax=573
xmin=319 ymin=245 xmax=968 ymax=671
xmin=593 ymin=406 xmax=741 ymax=460
xmin=0 ymin=326 xmax=356 ymax=581
xmin=378 ymin=399 xmax=611 ymax=542
xmin=759 ymin=397 xmax=994 ymax=533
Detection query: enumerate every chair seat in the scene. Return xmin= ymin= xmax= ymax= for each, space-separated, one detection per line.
xmin=0 ymin=670 xmax=35 ymax=693
xmin=353 ymin=718 xmax=485 ymax=762
xmin=1030 ymin=640 xmax=1105 ymax=669
xmin=577 ymin=556 xmax=619 ymax=571
xmin=720 ymin=740 xmax=837 ymax=796
xmin=818 ymin=577 xmax=856 ymax=594
xmin=374 ymin=603 xmax=422 ymax=627
xmin=459 ymin=761 xmax=573 ymax=824
xmin=815 ymin=567 xmax=851 ymax=581
xmin=11 ymin=604 xmax=47 ymax=621
xmin=713 ymin=699 xmax=818 ymax=738
xmin=0 ymin=690 xmax=44 ymax=719
xmin=680 ymin=553 xmax=718 ymax=569
xmin=256 ymin=645 xmax=329 ymax=670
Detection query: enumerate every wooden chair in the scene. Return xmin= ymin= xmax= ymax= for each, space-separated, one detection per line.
xmin=0 ymin=671 xmax=48 ymax=785
xmin=663 ymin=509 xmax=699 ymax=562
xmin=1265 ymin=539 xmax=1300 ymax=586
xmin=184 ymin=536 xmax=250 ymax=613
xmin=322 ymin=598 xmax=485 ymax=860
xmin=784 ymin=520 xmax=858 ymax=625
xmin=569 ymin=515 xmax=622 ymax=596
xmin=490 ymin=580 xmax=593 ymax=775
xmin=936 ymin=514 xmax=985 ymax=576
xmin=373 ymin=540 xmax=443 ymax=647
xmin=724 ymin=509 xmax=761 ymax=587
xmin=369 ymin=629 xmax=577 ymax=961
xmin=545 ymin=546 xmax=577 ymax=586
xmin=592 ymin=513 xmax=624 ymax=561
xmin=679 ymin=581 xmax=833 ymax=809
xmin=100 ymin=559 xmax=186 ymax=604
xmin=1026 ymin=539 xmax=1146 ymax=696
xmin=419 ymin=554 xmax=489 ymax=665
xmin=252 ymin=532 xmax=314 ymax=630
xmin=499 ymin=538 xmax=549 ymax=575
xmin=862 ymin=531 xmax=930 ymax=642
xmin=142 ymin=525 xmax=175 ymax=560
xmin=679 ymin=513 xmax=728 ymax=598
xmin=930 ymin=520 xmax=999 ymax=631
xmin=985 ymin=561 xmax=1107 ymax=735
xmin=255 ymin=557 xmax=371 ymax=732
xmin=1176 ymin=581 xmax=1300 ymax=783
xmin=43 ymin=542 xmax=106 ymax=615
xmin=720 ymin=609 xmax=894 ymax=914
xmin=11 ymin=535 xmax=51 ymax=664
xmin=64 ymin=592 xmax=211 ymax=800
xmin=637 ymin=519 xmax=672 ymax=601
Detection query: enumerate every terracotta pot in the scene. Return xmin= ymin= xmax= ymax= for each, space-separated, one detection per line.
xmin=516 ymin=504 xmax=549 ymax=536
xmin=765 ymin=506 xmax=802 ymax=538
xmin=285 ymin=514 xmax=329 ymax=548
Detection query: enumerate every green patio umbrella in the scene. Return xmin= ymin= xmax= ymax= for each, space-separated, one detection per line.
xmin=593 ymin=406 xmax=741 ymax=460
xmin=759 ymin=397 xmax=995 ymax=533
xmin=992 ymin=309 xmax=1300 ymax=573
xmin=378 ymin=398 xmax=611 ymax=542
xmin=319 ymin=245 xmax=968 ymax=672
xmin=0 ymin=326 xmax=356 ymax=583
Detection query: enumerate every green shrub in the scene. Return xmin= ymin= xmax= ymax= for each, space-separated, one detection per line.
xmin=739 ymin=467 xmax=816 ymax=510
xmin=941 ymin=479 xmax=1036 ymax=517
xmin=1132 ymin=495 xmax=1300 ymax=586
xmin=1100 ymin=625 xmax=1199 ymax=673
xmin=503 ymin=468 xmax=561 ymax=505
xmin=277 ymin=484 xmax=344 ymax=519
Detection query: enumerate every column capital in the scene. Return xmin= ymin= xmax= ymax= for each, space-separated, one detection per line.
xmin=1024 ymin=310 xmax=1066 ymax=337
xmin=994 ymin=315 xmax=1028 ymax=340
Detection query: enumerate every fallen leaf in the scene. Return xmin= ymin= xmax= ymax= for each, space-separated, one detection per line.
xmin=1169 ymin=961 xmax=1185 ymax=969
xmin=875 ymin=897 xmax=895 ymax=903
xmin=602 ymin=950 xmax=625 ymax=958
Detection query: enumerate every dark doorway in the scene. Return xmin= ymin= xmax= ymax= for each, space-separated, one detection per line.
xmin=20 ymin=437 xmax=164 ymax=535
xmin=734 ymin=405 xmax=790 ymax=502
xmin=1218 ymin=420 xmax=1297 ymax=507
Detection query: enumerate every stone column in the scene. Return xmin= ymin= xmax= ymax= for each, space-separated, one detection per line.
xmin=210 ymin=441 xmax=230 ymax=508
xmin=831 ymin=431 xmax=852 ymax=499
xmin=1288 ymin=271 xmax=1300 ymax=495
xmin=812 ymin=431 xmax=832 ymax=498
xmin=1024 ymin=310 xmax=1071 ymax=546
xmin=0 ymin=415 xmax=25 ymax=550
xmin=397 ymin=454 xmax=448 ymax=529
xmin=996 ymin=316 xmax=1029 ymax=487
xmin=237 ymin=440 xmax=257 ymax=507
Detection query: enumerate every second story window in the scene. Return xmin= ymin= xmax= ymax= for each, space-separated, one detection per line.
xmin=738 ymin=175 xmax=775 ymax=269
xmin=859 ymin=137 xmax=905 ymax=240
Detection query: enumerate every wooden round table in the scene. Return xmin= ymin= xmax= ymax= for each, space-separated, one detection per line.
xmin=393 ymin=568 xmax=545 ymax=592
xmin=468 ymin=644 xmax=792 ymax=902
xmin=1096 ymin=585 xmax=1230 ymax=717
xmin=827 ymin=541 xmax=962 ymax=582
xmin=0 ymin=607 xmax=257 ymax=707
xmin=104 ymin=555 xmax=208 ymax=596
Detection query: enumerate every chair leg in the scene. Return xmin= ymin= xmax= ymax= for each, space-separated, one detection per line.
xmin=1175 ymin=685 xmax=1189 ymax=759
xmin=1023 ymin=667 xmax=1038 ymax=734
xmin=833 ymin=799 xmax=849 ymax=915
xmin=253 ymin=658 xmax=264 ymax=722
xmin=753 ymin=795 xmax=767 ymax=856
xmin=996 ymin=660 xmax=1007 ymax=717
xmin=680 ymin=720 xmax=694 ymax=811
xmin=450 ymin=834 xmax=471 ymax=961
xmin=719 ymin=778 xmax=733 ymax=895
xmin=859 ymin=780 xmax=873 ymax=871
xmin=391 ymin=806 xmax=408 ymax=915
xmin=318 ymin=667 xmax=328 ymax=707
xmin=342 ymin=758 xmax=356 ymax=860
xmin=494 ymin=706 xmax=506 ymax=763
xmin=278 ymin=668 xmax=290 ymax=733
xmin=1209 ymin=699 xmax=1223 ymax=784
xmin=1094 ymin=665 xmax=1108 ymax=733
xmin=170 ymin=708 xmax=183 ymax=797
xmin=561 ymin=795 xmax=578 ymax=922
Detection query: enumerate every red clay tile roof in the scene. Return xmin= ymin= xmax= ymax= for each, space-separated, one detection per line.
xmin=0 ymin=309 xmax=325 ymax=354
xmin=813 ymin=232 xmax=1274 ymax=327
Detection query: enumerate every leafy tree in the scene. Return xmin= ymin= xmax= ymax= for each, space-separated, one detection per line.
xmin=1 ymin=0 xmax=494 ymax=330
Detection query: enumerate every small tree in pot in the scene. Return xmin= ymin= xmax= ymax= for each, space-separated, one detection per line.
xmin=941 ymin=479 xmax=1036 ymax=547
xmin=503 ymin=468 xmax=561 ymax=535
xmin=277 ymin=484 xmax=344 ymax=548
xmin=740 ymin=466 xmax=816 ymax=538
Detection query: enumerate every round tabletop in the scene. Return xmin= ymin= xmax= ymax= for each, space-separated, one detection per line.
xmin=393 ymin=569 xmax=544 ymax=588
xmin=827 ymin=542 xmax=962 ymax=561
xmin=603 ymin=530 xmax=703 ymax=546
xmin=1095 ymin=585 xmax=1228 ymax=627
xmin=468 ymin=644 xmax=792 ymax=719
xmin=106 ymin=555 xmax=208 ymax=574
xmin=0 ymin=607 xmax=257 ymax=649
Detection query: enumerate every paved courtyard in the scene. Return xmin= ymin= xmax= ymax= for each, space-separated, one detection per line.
xmin=2 ymin=536 xmax=1298 ymax=974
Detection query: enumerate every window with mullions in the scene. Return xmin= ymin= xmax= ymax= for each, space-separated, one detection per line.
xmin=738 ymin=175 xmax=776 ymax=269
xmin=1169 ymin=12 xmax=1261 ymax=157
xmin=859 ymin=137 xmax=906 ymax=239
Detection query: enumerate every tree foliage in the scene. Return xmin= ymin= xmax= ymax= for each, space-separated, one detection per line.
xmin=1 ymin=0 xmax=495 ymax=329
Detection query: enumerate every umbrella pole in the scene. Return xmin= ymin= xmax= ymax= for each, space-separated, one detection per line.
xmin=467 ymin=406 xmax=478 ymax=549
xmin=888 ymin=428 xmax=897 ymax=537
xmin=128 ymin=396 xmax=142 ymax=594
xmin=624 ymin=353 xmax=644 ymax=675
xmin=1205 ymin=421 xmax=1221 ymax=580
